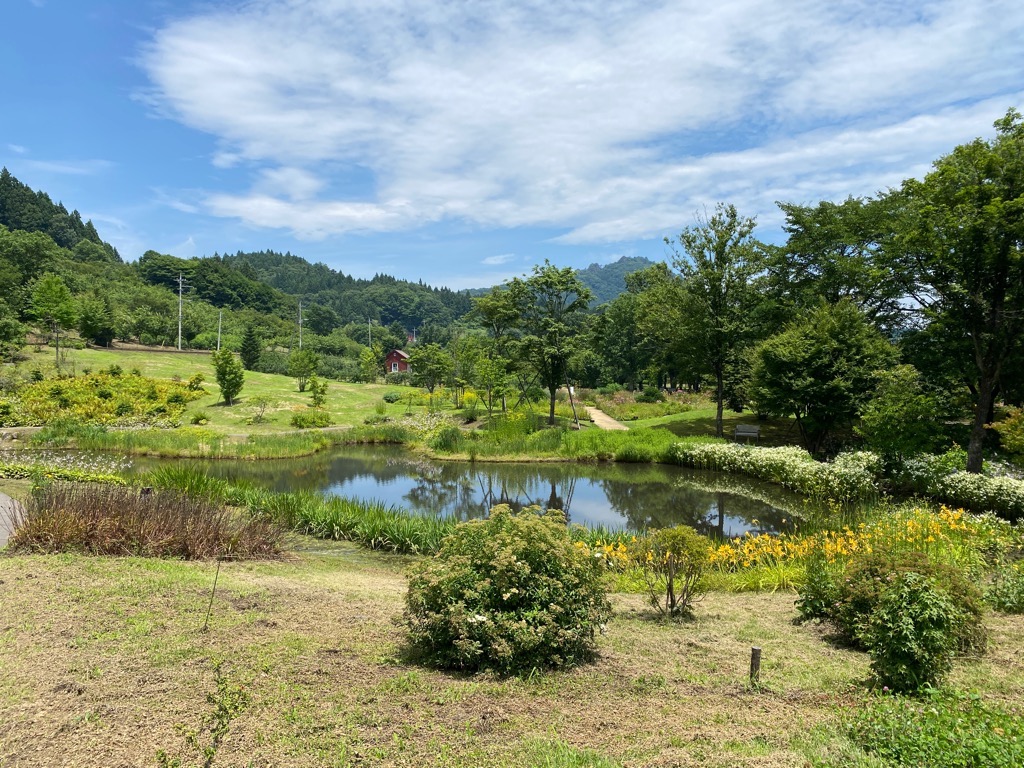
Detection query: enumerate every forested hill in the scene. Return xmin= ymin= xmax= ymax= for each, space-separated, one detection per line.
xmin=222 ymin=250 xmax=474 ymax=330
xmin=0 ymin=168 xmax=120 ymax=262
xmin=577 ymin=256 xmax=656 ymax=304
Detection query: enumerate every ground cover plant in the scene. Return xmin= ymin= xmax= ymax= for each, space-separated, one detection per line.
xmin=829 ymin=689 xmax=1024 ymax=767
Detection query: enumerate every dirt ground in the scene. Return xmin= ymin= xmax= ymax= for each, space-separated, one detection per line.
xmin=1 ymin=544 xmax=1022 ymax=768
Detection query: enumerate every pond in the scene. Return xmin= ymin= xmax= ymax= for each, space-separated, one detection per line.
xmin=135 ymin=446 xmax=820 ymax=538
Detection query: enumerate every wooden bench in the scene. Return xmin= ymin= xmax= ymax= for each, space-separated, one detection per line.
xmin=734 ymin=424 xmax=761 ymax=444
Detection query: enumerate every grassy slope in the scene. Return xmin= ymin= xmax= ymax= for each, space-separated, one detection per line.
xmin=15 ymin=347 xmax=399 ymax=436
xmin=0 ymin=548 xmax=1021 ymax=768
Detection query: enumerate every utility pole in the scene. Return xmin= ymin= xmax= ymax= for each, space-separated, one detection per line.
xmin=298 ymin=300 xmax=303 ymax=350
xmin=176 ymin=273 xmax=190 ymax=351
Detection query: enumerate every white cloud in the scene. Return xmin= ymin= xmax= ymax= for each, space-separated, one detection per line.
xmin=140 ymin=0 xmax=1024 ymax=243
xmin=24 ymin=159 xmax=112 ymax=176
xmin=481 ymin=253 xmax=516 ymax=266
xmin=7 ymin=144 xmax=27 ymax=155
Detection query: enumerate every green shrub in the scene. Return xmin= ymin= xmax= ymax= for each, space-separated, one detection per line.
xmin=864 ymin=572 xmax=964 ymax=692
xmin=404 ymin=505 xmax=611 ymax=674
xmin=630 ymin=525 xmax=711 ymax=618
xmin=382 ymin=390 xmax=403 ymax=404
xmin=290 ymin=409 xmax=333 ymax=429
xmin=794 ymin=551 xmax=841 ymax=623
xmin=846 ymin=689 xmax=1024 ymax=767
xmin=635 ymin=386 xmax=665 ymax=403
xmin=826 ymin=550 xmax=986 ymax=653
xmin=427 ymin=424 xmax=463 ymax=453
xmin=186 ymin=373 xmax=205 ymax=391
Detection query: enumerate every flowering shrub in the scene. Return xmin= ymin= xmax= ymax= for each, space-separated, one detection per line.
xmin=0 ymin=372 xmax=203 ymax=427
xmin=670 ymin=442 xmax=880 ymax=503
xmin=404 ymin=505 xmax=611 ymax=674
xmin=713 ymin=505 xmax=1015 ymax=599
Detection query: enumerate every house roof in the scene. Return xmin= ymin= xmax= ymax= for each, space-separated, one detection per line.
xmin=388 ymin=349 xmax=410 ymax=359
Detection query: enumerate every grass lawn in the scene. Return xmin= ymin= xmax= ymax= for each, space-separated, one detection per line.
xmin=12 ymin=346 xmax=409 ymax=437
xmin=631 ymin=406 xmax=802 ymax=447
xmin=1 ymin=545 xmax=1022 ymax=767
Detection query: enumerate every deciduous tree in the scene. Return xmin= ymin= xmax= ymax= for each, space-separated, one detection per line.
xmin=884 ymin=109 xmax=1024 ymax=472
xmin=211 ymin=348 xmax=244 ymax=406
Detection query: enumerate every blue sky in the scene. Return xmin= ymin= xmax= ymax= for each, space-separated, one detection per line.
xmin=3 ymin=0 xmax=1022 ymax=289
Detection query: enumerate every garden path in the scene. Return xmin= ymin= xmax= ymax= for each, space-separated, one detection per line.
xmin=588 ymin=407 xmax=629 ymax=431
xmin=0 ymin=492 xmax=22 ymax=548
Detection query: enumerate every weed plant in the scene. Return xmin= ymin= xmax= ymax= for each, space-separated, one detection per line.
xmin=8 ymin=483 xmax=282 ymax=559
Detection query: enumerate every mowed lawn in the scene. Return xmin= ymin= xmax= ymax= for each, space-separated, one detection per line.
xmin=1 ymin=545 xmax=1022 ymax=768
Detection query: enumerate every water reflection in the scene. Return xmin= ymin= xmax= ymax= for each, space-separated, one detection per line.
xmin=137 ymin=446 xmax=816 ymax=537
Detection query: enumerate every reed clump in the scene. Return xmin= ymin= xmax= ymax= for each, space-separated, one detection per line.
xmin=7 ymin=483 xmax=283 ymax=559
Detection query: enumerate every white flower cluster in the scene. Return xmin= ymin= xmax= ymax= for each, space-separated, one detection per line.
xmin=670 ymin=442 xmax=880 ymax=503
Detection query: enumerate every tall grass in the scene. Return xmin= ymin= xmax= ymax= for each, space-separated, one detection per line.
xmin=8 ymin=483 xmax=282 ymax=559
xmin=559 ymin=428 xmax=686 ymax=463
xmin=34 ymin=422 xmax=339 ymax=459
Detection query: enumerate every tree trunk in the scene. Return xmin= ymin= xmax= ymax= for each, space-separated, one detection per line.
xmin=548 ymin=385 xmax=557 ymax=426
xmin=967 ymin=375 xmax=998 ymax=473
xmin=715 ymin=368 xmax=724 ymax=438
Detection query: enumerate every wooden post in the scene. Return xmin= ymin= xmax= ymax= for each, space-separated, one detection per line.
xmin=749 ymin=646 xmax=762 ymax=686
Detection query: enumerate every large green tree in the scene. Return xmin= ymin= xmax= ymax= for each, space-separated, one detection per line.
xmin=884 ymin=109 xmax=1024 ymax=472
xmin=408 ymin=342 xmax=453 ymax=394
xmin=749 ymin=300 xmax=897 ymax=454
xmin=665 ymin=204 xmax=764 ymax=436
xmin=517 ymin=262 xmax=592 ymax=425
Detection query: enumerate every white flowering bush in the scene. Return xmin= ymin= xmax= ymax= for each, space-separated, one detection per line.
xmin=901 ymin=449 xmax=1024 ymax=520
xmin=404 ymin=504 xmax=611 ymax=674
xmin=930 ymin=472 xmax=1024 ymax=521
xmin=670 ymin=441 xmax=880 ymax=503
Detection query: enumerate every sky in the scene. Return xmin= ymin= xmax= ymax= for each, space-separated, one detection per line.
xmin=2 ymin=0 xmax=1022 ymax=290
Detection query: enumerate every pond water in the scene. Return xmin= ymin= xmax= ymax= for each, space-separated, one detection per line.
xmin=136 ymin=446 xmax=819 ymax=538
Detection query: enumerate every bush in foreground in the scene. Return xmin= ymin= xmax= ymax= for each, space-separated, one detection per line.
xmin=404 ymin=505 xmax=611 ymax=674
xmin=8 ymin=483 xmax=282 ymax=559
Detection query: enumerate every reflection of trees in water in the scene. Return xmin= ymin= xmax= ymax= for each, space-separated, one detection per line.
xmin=601 ymin=478 xmax=792 ymax=538
xmin=404 ymin=465 xmax=578 ymax=522
xmin=150 ymin=447 xmax=804 ymax=535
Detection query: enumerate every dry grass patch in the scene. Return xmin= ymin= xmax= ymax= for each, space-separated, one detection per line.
xmin=1 ymin=548 xmax=1022 ymax=768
